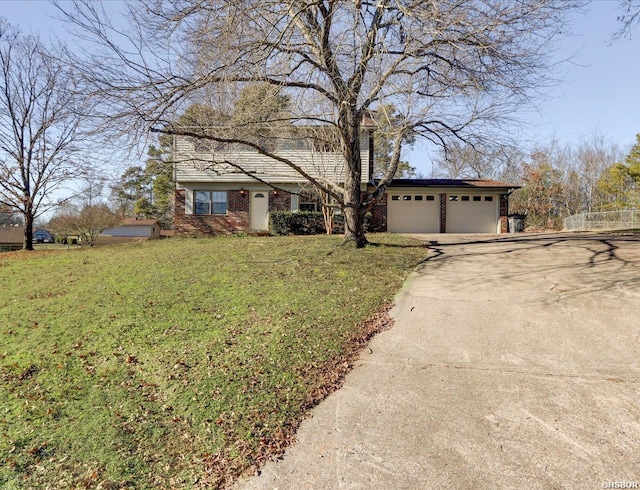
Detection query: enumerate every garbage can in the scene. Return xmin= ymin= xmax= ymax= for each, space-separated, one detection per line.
xmin=508 ymin=214 xmax=525 ymax=233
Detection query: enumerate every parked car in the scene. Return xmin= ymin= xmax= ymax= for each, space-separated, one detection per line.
xmin=33 ymin=229 xmax=55 ymax=243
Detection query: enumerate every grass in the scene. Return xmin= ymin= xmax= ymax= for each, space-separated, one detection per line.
xmin=0 ymin=234 xmax=426 ymax=489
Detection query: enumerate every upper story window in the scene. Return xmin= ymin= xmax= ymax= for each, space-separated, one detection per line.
xmin=255 ymin=137 xmax=276 ymax=153
xmin=195 ymin=191 xmax=227 ymax=215
xmin=193 ymin=138 xmax=229 ymax=153
xmin=277 ymin=138 xmax=311 ymax=151
xmin=311 ymin=138 xmax=340 ymax=153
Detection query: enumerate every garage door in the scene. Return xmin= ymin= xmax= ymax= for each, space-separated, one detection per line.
xmin=387 ymin=193 xmax=439 ymax=233
xmin=446 ymin=194 xmax=498 ymax=233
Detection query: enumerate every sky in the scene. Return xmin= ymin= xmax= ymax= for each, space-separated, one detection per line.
xmin=3 ymin=0 xmax=640 ymax=177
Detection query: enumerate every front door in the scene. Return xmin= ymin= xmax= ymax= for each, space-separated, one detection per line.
xmin=250 ymin=191 xmax=269 ymax=231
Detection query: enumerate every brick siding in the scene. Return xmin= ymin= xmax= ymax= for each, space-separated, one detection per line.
xmin=500 ymin=193 xmax=509 ymax=233
xmin=174 ymin=189 xmax=249 ymax=235
xmin=439 ymin=193 xmax=447 ymax=233
xmin=269 ymin=190 xmax=291 ymax=212
xmin=367 ymin=196 xmax=387 ymax=232
xmin=175 ymin=187 xmax=512 ymax=235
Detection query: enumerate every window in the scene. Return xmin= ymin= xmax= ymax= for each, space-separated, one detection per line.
xmin=311 ymin=138 xmax=339 ymax=153
xmin=299 ymin=192 xmax=322 ymax=212
xmin=193 ymin=138 xmax=228 ymax=153
xmin=195 ymin=191 xmax=227 ymax=215
xmin=426 ymin=195 xmax=435 ymax=201
xmin=414 ymin=195 xmax=423 ymax=201
xmin=473 ymin=196 xmax=482 ymax=202
xmin=277 ymin=138 xmax=310 ymax=151
xmin=449 ymin=195 xmax=459 ymax=201
xmin=402 ymin=195 xmax=412 ymax=201
xmin=255 ymin=137 xmax=276 ymax=152
xmin=462 ymin=196 xmax=470 ymax=201
xmin=484 ymin=196 xmax=493 ymax=202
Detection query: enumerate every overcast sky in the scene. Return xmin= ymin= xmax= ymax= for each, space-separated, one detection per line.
xmin=3 ymin=0 xmax=640 ymax=176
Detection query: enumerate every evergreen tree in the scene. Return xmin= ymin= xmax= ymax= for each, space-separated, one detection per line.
xmin=624 ymin=133 xmax=640 ymax=179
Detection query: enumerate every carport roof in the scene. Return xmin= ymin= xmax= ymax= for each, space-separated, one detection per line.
xmin=386 ymin=178 xmax=520 ymax=190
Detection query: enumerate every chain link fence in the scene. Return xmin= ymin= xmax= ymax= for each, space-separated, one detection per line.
xmin=563 ymin=210 xmax=639 ymax=231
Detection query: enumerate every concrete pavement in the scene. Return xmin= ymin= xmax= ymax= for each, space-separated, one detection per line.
xmin=236 ymin=233 xmax=640 ymax=489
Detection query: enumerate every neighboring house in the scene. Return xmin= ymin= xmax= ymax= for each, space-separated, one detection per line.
xmin=101 ymin=219 xmax=161 ymax=240
xmin=33 ymin=229 xmax=55 ymax=243
xmin=173 ymin=128 xmax=519 ymax=235
xmin=0 ymin=226 xmax=23 ymax=252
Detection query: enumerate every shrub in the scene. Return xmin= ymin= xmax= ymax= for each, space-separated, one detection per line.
xmin=269 ymin=211 xmax=373 ymax=235
xmin=269 ymin=211 xmax=345 ymax=235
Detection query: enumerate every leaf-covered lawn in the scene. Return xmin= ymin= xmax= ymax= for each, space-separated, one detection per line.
xmin=0 ymin=234 xmax=426 ymax=488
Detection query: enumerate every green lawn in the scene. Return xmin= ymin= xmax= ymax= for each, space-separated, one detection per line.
xmin=0 ymin=234 xmax=426 ymax=489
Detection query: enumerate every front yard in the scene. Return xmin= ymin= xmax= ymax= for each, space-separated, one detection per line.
xmin=0 ymin=234 xmax=425 ymax=488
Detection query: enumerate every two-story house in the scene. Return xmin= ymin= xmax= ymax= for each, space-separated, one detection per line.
xmin=173 ymin=127 xmax=519 ymax=235
xmin=173 ymin=126 xmax=373 ymax=235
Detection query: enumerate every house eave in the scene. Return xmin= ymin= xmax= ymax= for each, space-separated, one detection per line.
xmin=379 ymin=178 xmax=521 ymax=192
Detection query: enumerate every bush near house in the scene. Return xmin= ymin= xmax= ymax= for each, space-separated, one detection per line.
xmin=0 ymin=234 xmax=425 ymax=488
xmin=269 ymin=211 xmax=345 ymax=235
xmin=269 ymin=211 xmax=372 ymax=235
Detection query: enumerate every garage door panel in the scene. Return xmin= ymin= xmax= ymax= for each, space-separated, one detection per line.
xmin=387 ymin=194 xmax=439 ymax=233
xmin=447 ymin=195 xmax=498 ymax=233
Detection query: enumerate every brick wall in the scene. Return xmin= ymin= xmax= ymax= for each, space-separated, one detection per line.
xmin=500 ymin=194 xmax=509 ymax=234
xmin=439 ymin=194 xmax=447 ymax=233
xmin=367 ymin=197 xmax=387 ymax=232
xmin=174 ymin=189 xmax=249 ymax=235
xmin=268 ymin=190 xmax=291 ymax=212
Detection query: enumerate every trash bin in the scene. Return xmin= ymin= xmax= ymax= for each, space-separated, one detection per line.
xmin=508 ymin=214 xmax=525 ymax=233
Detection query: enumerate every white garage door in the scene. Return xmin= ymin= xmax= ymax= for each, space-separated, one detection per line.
xmin=387 ymin=193 xmax=439 ymax=233
xmin=446 ymin=194 xmax=498 ymax=233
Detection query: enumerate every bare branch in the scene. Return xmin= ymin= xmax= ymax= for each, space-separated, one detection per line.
xmin=0 ymin=22 xmax=93 ymax=249
xmin=57 ymin=0 xmax=583 ymax=246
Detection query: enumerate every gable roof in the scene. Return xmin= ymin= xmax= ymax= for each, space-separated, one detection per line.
xmin=387 ymin=178 xmax=520 ymax=189
xmin=120 ymin=219 xmax=159 ymax=227
xmin=0 ymin=226 xmax=23 ymax=244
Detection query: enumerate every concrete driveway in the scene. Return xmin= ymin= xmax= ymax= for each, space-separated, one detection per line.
xmin=236 ymin=233 xmax=640 ymax=489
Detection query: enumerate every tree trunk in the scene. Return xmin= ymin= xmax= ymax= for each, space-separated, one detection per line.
xmin=343 ymin=203 xmax=368 ymax=247
xmin=23 ymin=211 xmax=34 ymax=251
xmin=340 ymin=112 xmax=368 ymax=248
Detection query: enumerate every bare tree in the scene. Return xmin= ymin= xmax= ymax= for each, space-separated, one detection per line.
xmin=0 ymin=203 xmax=21 ymax=226
xmin=572 ymin=132 xmax=622 ymax=212
xmin=76 ymin=171 xmax=109 ymax=207
xmin=0 ymin=20 xmax=92 ymax=250
xmin=48 ymin=203 xmax=120 ymax=246
xmin=433 ymin=142 xmax=525 ymax=184
xmin=59 ymin=0 xmax=581 ymax=247
xmin=614 ymin=0 xmax=640 ymax=39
